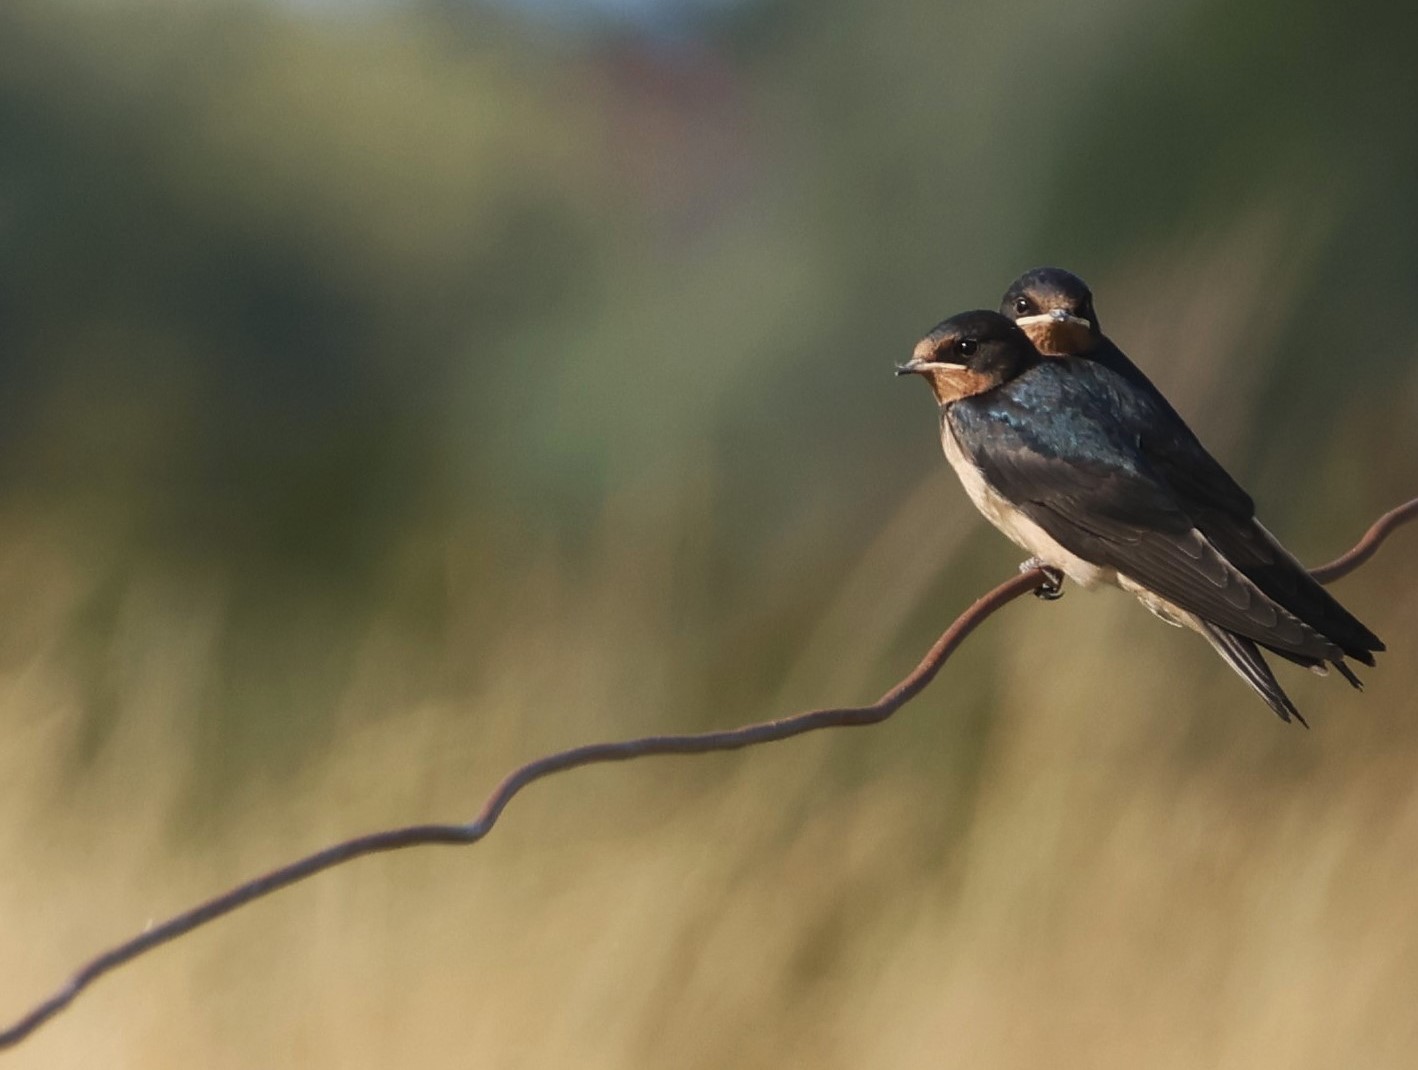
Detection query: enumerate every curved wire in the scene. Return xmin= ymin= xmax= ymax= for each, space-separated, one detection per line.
xmin=1 ymin=497 xmax=1413 ymax=1050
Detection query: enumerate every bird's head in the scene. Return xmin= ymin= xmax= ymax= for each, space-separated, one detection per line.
xmin=896 ymin=310 xmax=1036 ymax=404
xmin=1002 ymin=266 xmax=1101 ymax=357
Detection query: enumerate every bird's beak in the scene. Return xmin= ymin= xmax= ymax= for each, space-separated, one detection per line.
xmin=1015 ymin=310 xmax=1092 ymax=332
xmin=896 ymin=358 xmax=929 ymax=376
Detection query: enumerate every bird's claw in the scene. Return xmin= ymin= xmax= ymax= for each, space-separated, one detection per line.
xmin=1019 ymin=557 xmax=1065 ymax=600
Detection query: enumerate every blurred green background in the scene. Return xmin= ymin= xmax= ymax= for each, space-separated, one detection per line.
xmin=1 ymin=0 xmax=1415 ymax=1066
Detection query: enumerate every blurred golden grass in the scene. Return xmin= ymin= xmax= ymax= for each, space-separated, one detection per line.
xmin=1 ymin=219 xmax=1415 ymax=1065
xmin=0 ymin=473 xmax=1414 ymax=1069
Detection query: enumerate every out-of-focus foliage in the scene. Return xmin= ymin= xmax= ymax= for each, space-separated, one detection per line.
xmin=0 ymin=0 xmax=1415 ymax=1065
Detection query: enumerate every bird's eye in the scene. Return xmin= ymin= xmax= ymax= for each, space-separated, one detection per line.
xmin=956 ymin=338 xmax=978 ymax=358
xmin=1013 ymin=297 xmax=1032 ymax=315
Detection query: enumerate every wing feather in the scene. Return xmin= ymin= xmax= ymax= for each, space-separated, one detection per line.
xmin=949 ymin=372 xmax=1342 ymax=662
xmin=1095 ymin=341 xmax=1382 ymax=661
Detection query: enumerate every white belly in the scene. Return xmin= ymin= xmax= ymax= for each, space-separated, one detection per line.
xmin=940 ymin=416 xmax=1111 ymax=589
xmin=938 ymin=414 xmax=1249 ymax=640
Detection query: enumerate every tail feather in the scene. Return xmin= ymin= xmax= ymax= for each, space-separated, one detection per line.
xmin=1333 ymin=658 xmax=1364 ymax=691
xmin=1202 ymin=515 xmax=1385 ymax=663
xmin=1198 ymin=622 xmax=1307 ymax=727
xmin=1254 ymin=640 xmax=1365 ymax=692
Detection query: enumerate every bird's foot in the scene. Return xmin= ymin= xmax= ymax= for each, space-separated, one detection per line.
xmin=1020 ymin=557 xmax=1065 ymax=600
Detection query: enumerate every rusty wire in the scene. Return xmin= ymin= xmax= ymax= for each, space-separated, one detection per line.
xmin=1 ymin=496 xmax=1413 ymax=1050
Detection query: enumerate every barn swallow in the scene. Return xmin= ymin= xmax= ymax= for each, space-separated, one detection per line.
xmin=1001 ymin=267 xmax=1384 ymax=693
xmin=898 ymin=309 xmax=1383 ymax=724
xmin=1003 ymin=266 xmax=1208 ymax=420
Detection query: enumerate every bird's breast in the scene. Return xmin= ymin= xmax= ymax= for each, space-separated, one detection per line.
xmin=938 ymin=410 xmax=1110 ymax=589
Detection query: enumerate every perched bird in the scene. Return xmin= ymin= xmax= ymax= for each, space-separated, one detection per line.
xmin=898 ymin=308 xmax=1383 ymax=724
xmin=1003 ymin=266 xmax=1267 ymax=503
xmin=1003 ymin=267 xmax=1147 ymax=386
xmin=1001 ymin=268 xmax=1259 ymax=557
xmin=1001 ymin=268 xmax=1385 ymax=712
